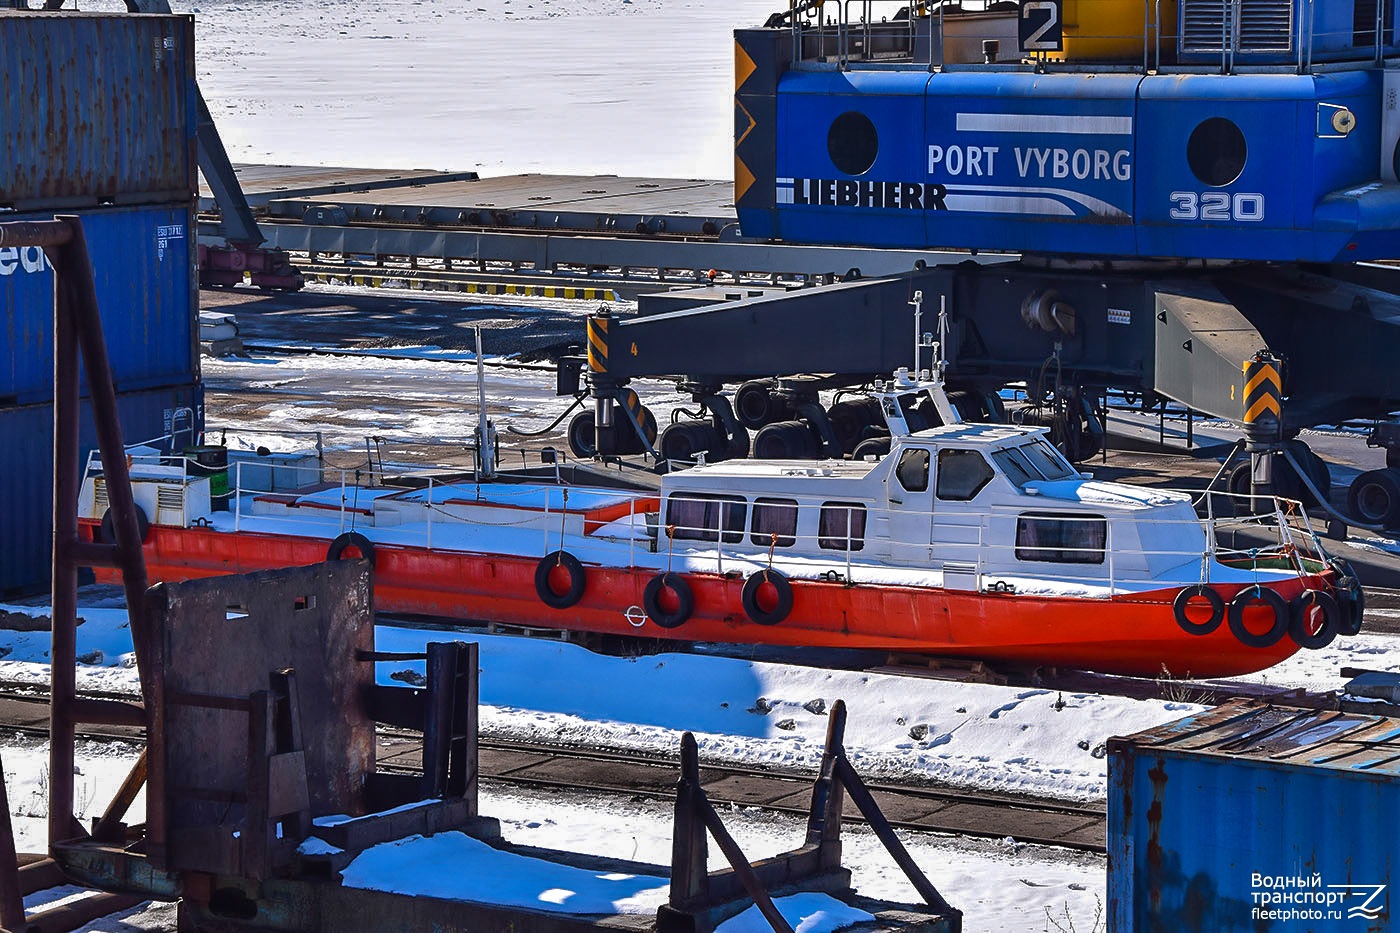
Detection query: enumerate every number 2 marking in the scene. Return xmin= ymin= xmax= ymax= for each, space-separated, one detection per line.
xmin=1022 ymin=2 xmax=1059 ymax=51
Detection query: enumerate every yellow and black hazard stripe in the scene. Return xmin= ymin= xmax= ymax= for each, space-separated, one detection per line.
xmin=587 ymin=314 xmax=609 ymax=374
xmin=1242 ymin=354 xmax=1283 ymax=426
xmin=734 ymin=28 xmax=784 ymax=217
xmin=620 ymin=388 xmax=658 ymax=446
xmin=301 ymin=271 xmax=617 ymax=302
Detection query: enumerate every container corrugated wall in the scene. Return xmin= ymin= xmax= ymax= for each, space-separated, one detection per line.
xmin=0 ymin=205 xmax=199 ymax=405
xmin=1108 ymin=702 xmax=1399 ymax=932
xmin=0 ymin=384 xmax=205 ymax=595
xmin=0 ymin=12 xmax=196 ymax=210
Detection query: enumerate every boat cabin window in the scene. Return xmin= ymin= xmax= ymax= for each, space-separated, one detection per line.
xmin=936 ymin=449 xmax=993 ymax=501
xmin=993 ymin=440 xmax=1076 ymax=489
xmin=895 ymin=448 xmax=930 ymax=492
xmin=819 ymin=501 xmax=867 ymax=552
xmin=1014 ymin=512 xmax=1106 ymax=564
xmin=993 ymin=447 xmax=1038 ymax=488
xmin=666 ymin=493 xmax=746 ymax=544
xmin=751 ymin=497 xmax=798 ymax=548
xmin=1023 ymin=440 xmax=1076 ymax=481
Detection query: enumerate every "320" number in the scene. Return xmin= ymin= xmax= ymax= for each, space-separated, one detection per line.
xmin=1168 ymin=191 xmax=1264 ymax=222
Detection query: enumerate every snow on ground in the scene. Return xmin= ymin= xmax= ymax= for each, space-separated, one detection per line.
xmin=482 ymin=785 xmax=1107 ymax=933
xmin=83 ymin=0 xmax=779 ymax=180
xmin=2 ymin=742 xmax=1106 ymax=932
xmin=0 ymin=596 xmax=1123 ymax=930
xmin=200 ymin=341 xmax=695 ymax=458
xmin=3 ymin=598 xmax=1393 ymax=810
xmin=0 ymin=600 xmax=1184 ymax=802
xmin=333 ymin=785 xmax=1108 ymax=932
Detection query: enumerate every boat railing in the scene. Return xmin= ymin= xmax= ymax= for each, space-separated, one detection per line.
xmin=659 ymin=485 xmax=1332 ymax=594
xmin=83 ymin=443 xmax=198 ymax=485
xmin=777 ymin=0 xmax=1396 ymax=74
xmin=218 ymin=456 xmax=1333 ymax=595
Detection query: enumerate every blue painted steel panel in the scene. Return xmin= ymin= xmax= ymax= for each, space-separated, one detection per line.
xmin=0 ymin=13 xmax=196 ymax=210
xmin=753 ymin=63 xmax=1397 ymax=261
xmin=0 ymin=383 xmax=204 ymax=595
xmin=1108 ymin=702 xmax=1398 ymax=932
xmin=0 ymin=205 xmax=199 ymax=405
xmin=1135 ymin=70 xmax=1381 ymax=262
xmin=778 ymin=70 xmax=932 ymax=248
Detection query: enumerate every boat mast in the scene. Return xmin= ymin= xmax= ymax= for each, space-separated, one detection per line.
xmin=908 ymin=291 xmax=959 ymax=427
xmin=474 ymin=325 xmax=497 ymax=478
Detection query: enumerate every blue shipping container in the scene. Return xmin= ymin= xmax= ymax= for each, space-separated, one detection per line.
xmin=1108 ymin=700 xmax=1398 ymax=932
xmin=0 ymin=382 xmax=204 ymax=595
xmin=0 ymin=12 xmax=196 ymax=210
xmin=0 ymin=204 xmax=199 ymax=405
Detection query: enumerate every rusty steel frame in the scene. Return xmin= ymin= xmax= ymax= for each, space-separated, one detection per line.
xmin=0 ymin=218 xmax=158 ymax=921
xmin=663 ymin=699 xmax=961 ymax=933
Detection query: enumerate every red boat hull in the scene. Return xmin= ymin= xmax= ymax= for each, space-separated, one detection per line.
xmin=84 ymin=520 xmax=1323 ymax=678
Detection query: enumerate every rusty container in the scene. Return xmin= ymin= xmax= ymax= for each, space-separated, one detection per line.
xmin=1108 ymin=700 xmax=1399 ymax=932
xmin=0 ymin=12 xmax=196 ymax=211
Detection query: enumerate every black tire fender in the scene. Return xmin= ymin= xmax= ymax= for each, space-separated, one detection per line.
xmin=742 ymin=570 xmax=794 ymax=626
xmin=1172 ymin=584 xmax=1224 ymax=636
xmin=643 ymin=572 xmax=694 ymax=629
xmin=1332 ymin=560 xmax=1365 ymax=637
xmin=1227 ymin=586 xmax=1290 ymax=649
xmin=100 ymin=505 xmax=151 ymax=546
xmin=1289 ymin=589 xmax=1341 ymax=650
xmin=535 ymin=550 xmax=586 ymax=609
xmin=327 ymin=532 xmax=376 ymax=568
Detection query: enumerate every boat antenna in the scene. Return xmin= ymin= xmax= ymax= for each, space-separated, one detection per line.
xmin=911 ymin=289 xmax=923 ymax=376
xmin=936 ymin=293 xmax=948 ymax=386
xmin=474 ymin=325 xmax=497 ymax=479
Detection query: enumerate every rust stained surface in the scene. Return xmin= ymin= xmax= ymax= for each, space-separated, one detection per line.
xmin=155 ymin=561 xmax=375 ymax=873
xmin=0 ymin=13 xmax=196 ymax=209
xmin=1145 ymin=758 xmax=1168 ymax=922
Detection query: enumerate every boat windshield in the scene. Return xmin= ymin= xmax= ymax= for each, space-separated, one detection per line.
xmin=993 ymin=439 xmax=1077 ymax=489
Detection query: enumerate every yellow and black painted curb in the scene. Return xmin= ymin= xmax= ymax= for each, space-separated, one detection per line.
xmin=301 ymin=270 xmax=617 ymax=302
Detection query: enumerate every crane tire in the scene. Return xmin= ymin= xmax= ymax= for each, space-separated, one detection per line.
xmin=1172 ymin=584 xmax=1224 ymax=636
xmin=535 ymin=550 xmax=586 ymax=609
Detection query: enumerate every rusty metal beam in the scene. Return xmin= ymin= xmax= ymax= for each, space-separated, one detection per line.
xmin=665 ymin=733 xmax=794 ymax=933
xmin=94 ymin=751 xmax=148 ymax=843
xmin=0 ymin=220 xmax=72 ymax=249
xmin=0 ymin=756 xmax=24 ymax=930
xmin=19 ymin=892 xmax=144 ymax=932
xmin=805 ymin=699 xmax=847 ymax=871
xmin=48 ymin=217 xmax=83 ymax=850
xmin=1 ymin=213 xmax=161 ymax=852
xmin=827 ymin=700 xmax=957 ymax=924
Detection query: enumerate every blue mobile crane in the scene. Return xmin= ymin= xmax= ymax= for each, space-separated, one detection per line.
xmin=569 ymin=0 xmax=1400 ymax=528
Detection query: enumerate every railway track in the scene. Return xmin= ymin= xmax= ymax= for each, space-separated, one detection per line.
xmin=0 ymin=686 xmax=1107 ymax=854
xmin=388 ymin=612 xmax=1400 ymax=714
